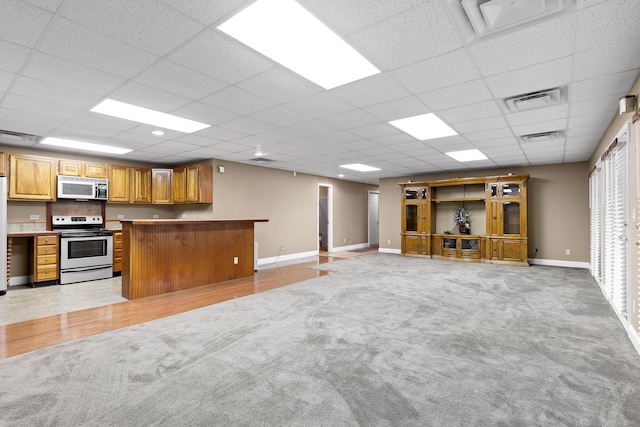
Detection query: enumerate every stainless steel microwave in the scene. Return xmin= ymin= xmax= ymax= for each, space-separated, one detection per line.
xmin=57 ymin=176 xmax=108 ymax=200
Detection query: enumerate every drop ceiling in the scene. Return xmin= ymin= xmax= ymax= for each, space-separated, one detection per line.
xmin=0 ymin=0 xmax=638 ymax=184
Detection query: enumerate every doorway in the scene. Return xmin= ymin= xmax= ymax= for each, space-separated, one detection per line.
xmin=368 ymin=190 xmax=379 ymax=247
xmin=318 ymin=184 xmax=333 ymax=253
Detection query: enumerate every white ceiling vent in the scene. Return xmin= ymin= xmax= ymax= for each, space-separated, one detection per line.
xmin=503 ymin=87 xmax=567 ymax=112
xmin=444 ymin=0 xmax=579 ymax=41
xmin=519 ymin=130 xmax=564 ymax=143
xmin=250 ymin=157 xmax=276 ymax=163
xmin=0 ymin=130 xmax=41 ymax=146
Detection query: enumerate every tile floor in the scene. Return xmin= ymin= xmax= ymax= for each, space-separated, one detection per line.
xmin=0 ymin=277 xmax=126 ymax=326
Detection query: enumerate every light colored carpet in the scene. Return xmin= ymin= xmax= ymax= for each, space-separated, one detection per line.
xmin=1 ymin=254 xmax=639 ymax=426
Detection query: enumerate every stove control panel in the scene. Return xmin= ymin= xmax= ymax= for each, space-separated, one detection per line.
xmin=52 ymin=215 xmax=104 ymax=227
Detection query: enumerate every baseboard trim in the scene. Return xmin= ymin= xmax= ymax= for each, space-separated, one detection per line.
xmin=331 ymin=243 xmax=368 ymax=252
xmin=628 ymin=326 xmax=640 ymax=356
xmin=379 ymin=248 xmax=401 ymax=254
xmin=257 ymin=250 xmax=319 ymax=267
xmin=9 ymin=275 xmax=30 ymax=287
xmin=529 ymin=258 xmax=590 ymax=269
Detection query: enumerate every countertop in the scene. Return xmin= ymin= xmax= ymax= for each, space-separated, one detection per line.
xmin=8 ymin=230 xmax=61 ymax=238
xmin=120 ymin=218 xmax=269 ymax=225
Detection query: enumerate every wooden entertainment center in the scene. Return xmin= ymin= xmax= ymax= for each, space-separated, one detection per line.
xmin=400 ymin=174 xmax=529 ymax=266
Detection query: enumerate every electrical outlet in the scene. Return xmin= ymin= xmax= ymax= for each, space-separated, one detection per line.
xmin=233 ymin=256 xmax=238 ymax=264
xmin=565 ymin=249 xmax=570 ymax=255
xmin=29 ymin=214 xmax=39 ymax=220
xmin=387 ymin=240 xmax=391 ymax=245
xmin=280 ymin=246 xmax=284 ymax=251
xmin=153 ymin=214 xmax=159 ymax=218
xmin=343 ymin=238 xmax=347 ymax=243
xmin=117 ymin=214 xmax=124 ymax=219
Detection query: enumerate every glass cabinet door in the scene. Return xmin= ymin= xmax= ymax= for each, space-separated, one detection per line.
xmin=405 ymin=205 xmax=418 ymax=232
xmin=405 ymin=189 xmax=418 ymax=200
xmin=503 ymin=201 xmax=520 ymax=234
xmin=502 ymin=183 xmax=520 ymax=197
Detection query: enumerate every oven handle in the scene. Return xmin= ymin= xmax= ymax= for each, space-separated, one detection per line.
xmin=60 ymin=265 xmax=112 ymax=273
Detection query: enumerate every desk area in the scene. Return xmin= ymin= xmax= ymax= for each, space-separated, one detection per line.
xmin=7 ymin=231 xmax=60 ymax=288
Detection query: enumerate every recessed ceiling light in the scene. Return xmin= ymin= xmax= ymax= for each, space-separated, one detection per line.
xmin=389 ymin=113 xmax=457 ymax=140
xmin=445 ymin=149 xmax=488 ymax=162
xmin=151 ymin=130 xmax=165 ymax=136
xmin=339 ymin=163 xmax=381 ymax=172
xmin=41 ymin=137 xmax=132 ymax=155
xmin=254 ymin=151 xmax=264 ymax=156
xmin=91 ymin=99 xmax=210 ymax=133
xmin=338 ymin=174 xmax=344 ymax=178
xmin=217 ymin=0 xmax=380 ymax=89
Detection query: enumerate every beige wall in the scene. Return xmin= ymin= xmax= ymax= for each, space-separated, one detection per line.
xmin=174 ymin=159 xmax=377 ymax=257
xmin=379 ymin=162 xmax=591 ymax=263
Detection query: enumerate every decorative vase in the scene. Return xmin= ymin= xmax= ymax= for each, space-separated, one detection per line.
xmin=458 ymin=224 xmax=470 ymax=235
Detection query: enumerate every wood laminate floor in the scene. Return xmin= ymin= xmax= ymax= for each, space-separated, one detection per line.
xmin=0 ymin=252 xmax=366 ymax=359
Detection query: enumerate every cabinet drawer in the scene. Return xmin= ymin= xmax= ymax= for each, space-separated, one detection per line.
xmin=36 ymin=245 xmax=57 ymax=256
xmin=37 ymin=235 xmax=57 ymax=246
xmin=36 ymin=265 xmax=57 ymax=280
xmin=114 ymin=240 xmax=122 ymax=249
xmin=37 ymin=254 xmax=57 ymax=265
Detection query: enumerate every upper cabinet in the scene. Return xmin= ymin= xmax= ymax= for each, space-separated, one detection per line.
xmin=107 ymin=164 xmax=130 ymax=203
xmin=131 ymin=167 xmax=152 ymax=204
xmin=174 ymin=164 xmax=212 ymax=204
xmin=58 ymin=159 xmax=107 ymax=178
xmin=152 ymin=169 xmax=172 ymax=204
xmin=9 ymin=154 xmax=56 ymax=201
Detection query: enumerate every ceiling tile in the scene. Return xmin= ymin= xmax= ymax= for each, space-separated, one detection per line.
xmin=22 ymin=52 xmax=125 ymax=95
xmin=160 ymin=0 xmax=244 ymax=25
xmin=469 ymin=14 xmax=576 ymax=76
xmin=485 ymin=56 xmax=573 ymax=99
xmin=0 ymin=0 xmax=52 ymax=48
xmin=174 ymin=134 xmax=224 ymax=147
xmin=0 ymin=40 xmax=30 ymax=73
xmin=236 ymin=66 xmax=323 ymax=104
xmin=62 ymin=112 xmax=139 ymax=133
xmin=169 ymin=29 xmax=275 ymax=84
xmin=348 ymin=123 xmax=401 ymax=139
xmin=0 ymin=106 xmax=67 ymax=128
xmin=39 ymin=18 xmax=159 ymax=79
xmin=134 ymin=60 xmax=227 ymax=100
xmin=418 ymin=79 xmax=492 ymax=111
xmin=3 ymin=93 xmax=85 ymax=119
xmin=390 ymin=49 xmax=480 ymax=94
xmin=576 ymin=0 xmax=640 ymax=52
xmin=349 ymin=1 xmax=462 ymax=70
xmin=511 ymin=119 xmax=567 ymax=136
xmin=284 ymin=92 xmax=355 ymax=118
xmin=11 ymin=76 xmax=102 ymax=110
xmin=62 ymin=0 xmax=203 ymax=56
xmin=321 ymin=110 xmax=380 ymax=130
xmin=170 ymin=102 xmax=238 ymax=127
xmin=571 ymin=70 xmax=638 ymax=101
xmin=505 ymin=105 xmax=569 ymax=127
xmin=464 ymin=128 xmax=514 ymax=142
xmin=0 ymin=71 xmax=15 ymax=92
xmin=437 ymin=100 xmax=501 ymax=124
xmin=196 ymin=125 xmax=247 ymax=141
xmin=219 ymin=117 xmax=276 ymax=135
xmin=570 ymin=95 xmax=619 ymax=117
xmin=200 ymin=86 xmax=275 ymax=116
xmin=453 ymin=115 xmax=508 ymax=133
xmin=573 ymin=37 xmax=640 ymax=81
xmin=331 ymin=73 xmax=410 ymax=108
xmin=363 ymin=96 xmax=429 ymax=122
xmin=109 ymin=82 xmax=193 ymax=112
xmin=249 ymin=105 xmax=314 ymax=128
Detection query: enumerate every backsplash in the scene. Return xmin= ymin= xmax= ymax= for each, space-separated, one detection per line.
xmin=8 ymin=221 xmax=47 ymax=232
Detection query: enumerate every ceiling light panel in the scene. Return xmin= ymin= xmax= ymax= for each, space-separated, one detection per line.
xmin=217 ymin=0 xmax=380 ymax=89
xmin=445 ymin=149 xmax=488 ymax=162
xmin=339 ymin=163 xmax=381 ymax=172
xmin=389 ymin=113 xmax=458 ymax=140
xmin=41 ymin=137 xmax=132 ymax=154
xmin=90 ymin=99 xmax=210 ymax=133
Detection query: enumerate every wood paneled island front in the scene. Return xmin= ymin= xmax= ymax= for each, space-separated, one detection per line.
xmin=121 ymin=219 xmax=268 ymax=299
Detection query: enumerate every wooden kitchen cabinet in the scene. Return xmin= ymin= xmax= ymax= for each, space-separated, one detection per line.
xmin=9 ymin=154 xmax=56 ymax=201
xmin=113 ymin=231 xmax=122 ymax=274
xmin=152 ymin=169 xmax=172 ymax=204
xmin=186 ymin=164 xmax=213 ymax=203
xmin=173 ymin=164 xmax=212 ymax=204
xmin=0 ymin=152 xmax=6 ymax=176
xmin=58 ymin=160 xmax=107 ymax=178
xmin=107 ymin=165 xmax=130 ymax=202
xmin=131 ymin=167 xmax=152 ymax=203
xmin=34 ymin=234 xmax=59 ymax=283
xmin=85 ymin=162 xmax=107 ymax=178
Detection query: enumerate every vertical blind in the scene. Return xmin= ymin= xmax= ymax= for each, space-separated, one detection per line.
xmin=589 ymin=167 xmax=602 ymax=283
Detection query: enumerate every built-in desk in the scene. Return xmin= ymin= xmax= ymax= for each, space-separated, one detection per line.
xmin=7 ymin=231 xmax=60 ymax=288
xmin=121 ymin=219 xmax=268 ymax=299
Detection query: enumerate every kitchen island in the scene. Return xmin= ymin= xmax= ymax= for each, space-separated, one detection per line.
xmin=121 ymin=218 xmax=268 ymax=299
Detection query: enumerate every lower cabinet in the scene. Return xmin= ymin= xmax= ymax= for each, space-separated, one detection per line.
xmin=401 ymin=234 xmax=430 ymax=256
xmin=486 ymin=238 xmax=527 ymax=265
xmin=113 ymin=231 xmax=122 ymax=274
xmin=439 ymin=235 xmax=482 ymax=261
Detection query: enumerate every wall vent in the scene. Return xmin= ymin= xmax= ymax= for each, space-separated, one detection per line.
xmin=502 ymin=87 xmax=566 ymax=112
xmin=519 ymin=130 xmax=564 ymax=143
xmin=249 ymin=157 xmax=275 ymax=163
xmin=0 ymin=130 xmax=41 ymax=145
xmin=444 ymin=0 xmax=579 ymax=42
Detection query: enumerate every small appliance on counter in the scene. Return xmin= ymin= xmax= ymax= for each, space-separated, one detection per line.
xmin=52 ymin=215 xmax=113 ymax=284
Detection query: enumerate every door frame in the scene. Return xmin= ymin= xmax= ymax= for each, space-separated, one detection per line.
xmin=318 ymin=184 xmax=333 ymax=253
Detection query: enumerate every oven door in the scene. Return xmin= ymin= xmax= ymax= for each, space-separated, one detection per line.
xmin=60 ymin=235 xmax=113 ymax=269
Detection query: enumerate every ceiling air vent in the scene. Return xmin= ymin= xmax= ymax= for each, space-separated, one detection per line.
xmin=249 ymin=157 xmax=275 ymax=163
xmin=445 ymin=0 xmax=579 ymax=41
xmin=0 ymin=130 xmax=41 ymax=146
xmin=519 ymin=130 xmax=564 ymax=143
xmin=503 ymin=86 xmax=566 ymax=112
